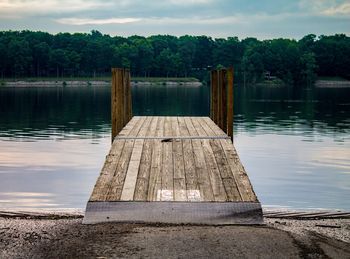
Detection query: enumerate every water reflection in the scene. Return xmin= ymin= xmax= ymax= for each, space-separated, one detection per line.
xmin=0 ymin=85 xmax=349 ymax=210
xmin=0 ymin=87 xmax=110 ymax=141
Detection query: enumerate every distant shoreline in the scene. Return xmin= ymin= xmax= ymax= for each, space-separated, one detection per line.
xmin=315 ymin=80 xmax=350 ymax=88
xmin=1 ymin=79 xmax=203 ymax=87
xmin=1 ymin=79 xmax=349 ymax=88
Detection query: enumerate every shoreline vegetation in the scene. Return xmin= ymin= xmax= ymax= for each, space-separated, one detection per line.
xmin=0 ymin=31 xmax=349 ymax=88
xmin=1 ymin=76 xmax=349 ymax=88
xmin=0 ymin=77 xmax=202 ymax=87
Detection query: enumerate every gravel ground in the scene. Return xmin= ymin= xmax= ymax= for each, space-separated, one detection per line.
xmin=0 ymin=215 xmax=349 ymax=258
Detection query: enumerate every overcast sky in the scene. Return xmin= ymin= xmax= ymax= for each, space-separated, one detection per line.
xmin=0 ymin=0 xmax=349 ymax=39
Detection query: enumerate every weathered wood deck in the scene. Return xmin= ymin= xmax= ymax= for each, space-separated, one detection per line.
xmin=83 ymin=116 xmax=262 ymax=225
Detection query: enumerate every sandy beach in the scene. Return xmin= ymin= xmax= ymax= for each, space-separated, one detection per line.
xmin=0 ymin=211 xmax=349 ymax=258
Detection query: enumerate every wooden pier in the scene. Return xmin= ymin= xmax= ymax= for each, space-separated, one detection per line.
xmin=83 ymin=68 xmax=263 ymax=225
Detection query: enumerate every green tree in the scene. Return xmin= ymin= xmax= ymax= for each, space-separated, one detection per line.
xmin=49 ymin=49 xmax=68 ymax=77
xmin=299 ymin=52 xmax=317 ymax=86
xmin=7 ymin=38 xmax=32 ymax=77
xmin=33 ymin=42 xmax=50 ymax=76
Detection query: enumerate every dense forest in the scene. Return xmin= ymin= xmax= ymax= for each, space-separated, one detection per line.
xmin=0 ymin=30 xmax=349 ymax=86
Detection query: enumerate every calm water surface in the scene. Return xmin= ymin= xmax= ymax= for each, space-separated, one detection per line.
xmin=0 ymin=85 xmax=349 ymax=210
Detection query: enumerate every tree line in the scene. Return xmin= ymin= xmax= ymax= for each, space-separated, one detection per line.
xmin=0 ymin=30 xmax=349 ymax=86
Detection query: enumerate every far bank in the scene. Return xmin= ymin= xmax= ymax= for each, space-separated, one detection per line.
xmin=1 ymin=77 xmax=350 ymax=88
xmin=0 ymin=77 xmax=202 ymax=87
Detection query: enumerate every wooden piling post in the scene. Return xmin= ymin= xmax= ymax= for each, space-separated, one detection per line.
xmin=210 ymin=70 xmax=218 ymax=123
xmin=210 ymin=67 xmax=234 ymax=141
xmin=226 ymin=67 xmax=234 ymax=141
xmin=111 ymin=68 xmax=132 ymax=142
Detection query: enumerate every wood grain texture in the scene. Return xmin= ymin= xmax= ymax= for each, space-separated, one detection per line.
xmin=111 ymin=68 xmax=132 ymax=141
xmin=147 ymin=117 xmax=164 ymax=201
xmin=226 ymin=67 xmax=234 ymax=141
xmin=220 ymin=139 xmax=258 ymax=202
xmin=191 ymin=117 xmax=227 ymax=202
xmin=134 ymin=117 xmax=156 ymax=201
xmin=210 ymin=139 xmax=241 ymax=201
xmin=120 ymin=139 xmax=144 ymax=201
xmin=178 ymin=117 xmax=198 ymax=201
xmin=111 ymin=68 xmax=117 ymax=141
xmin=106 ymin=139 xmax=135 ymax=200
xmin=211 ymin=71 xmax=218 ymax=123
xmin=185 ymin=117 xmax=214 ymax=201
xmin=89 ymin=139 xmax=125 ymax=201
xmin=89 ymin=116 xmax=257 ymax=204
xmin=210 ymin=68 xmax=234 ymax=140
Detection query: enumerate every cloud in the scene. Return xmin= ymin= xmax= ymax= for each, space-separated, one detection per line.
xmin=298 ymin=0 xmax=350 ymax=16
xmin=145 ymin=16 xmax=242 ymax=25
xmin=0 ymin=0 xmax=111 ymax=16
xmin=168 ymin=0 xmax=213 ymax=5
xmin=56 ymin=17 xmax=141 ymax=25
xmin=0 ymin=0 xmax=349 ymax=38
xmin=55 ymin=15 xmax=243 ymax=26
xmin=323 ymin=3 xmax=350 ymax=15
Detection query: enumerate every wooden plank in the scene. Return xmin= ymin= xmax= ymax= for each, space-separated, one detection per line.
xmin=128 ymin=116 xmax=147 ymax=137
xmin=200 ymin=139 xmax=227 ymax=201
xmin=170 ymin=117 xmax=180 ymax=137
xmin=202 ymin=117 xmax=227 ymax=136
xmin=137 ymin=116 xmax=152 ymax=137
xmin=89 ymin=139 xmax=126 ymax=201
xmin=178 ymin=116 xmax=189 ymax=137
xmin=191 ymin=138 xmax=215 ymax=201
xmin=226 ymin=67 xmax=234 ymax=141
xmin=191 ymin=118 xmax=227 ymax=202
xmin=220 ymin=139 xmax=258 ymax=202
xmin=120 ymin=139 xmax=144 ymax=200
xmin=201 ymin=116 xmax=255 ymax=201
xmin=160 ymin=139 xmax=174 ymax=201
xmin=134 ymin=139 xmax=153 ymax=201
xmin=222 ymin=178 xmax=241 ymax=202
xmin=178 ymin=117 xmax=199 ymax=201
xmin=159 ymin=117 xmax=174 ymax=201
xmin=190 ymin=117 xmax=208 ymax=136
xmin=148 ymin=117 xmax=164 ymax=201
xmin=172 ymin=117 xmax=187 ymax=201
xmin=185 ymin=117 xmax=214 ymax=201
xmin=147 ymin=116 xmax=158 ymax=137
xmin=184 ymin=117 xmax=198 ymax=136
xmin=210 ymin=139 xmax=241 ymax=201
xmin=117 ymin=116 xmax=138 ymax=137
xmin=105 ymin=139 xmax=135 ymax=200
xmin=106 ymin=116 xmax=148 ymax=201
xmin=164 ymin=116 xmax=172 ymax=136
xmin=91 ymin=116 xmax=145 ymax=201
xmin=156 ymin=116 xmax=165 ymax=137
xmin=173 ymin=140 xmax=187 ymax=201
xmin=134 ymin=117 xmax=157 ymax=201
xmin=196 ymin=117 xmax=217 ymax=137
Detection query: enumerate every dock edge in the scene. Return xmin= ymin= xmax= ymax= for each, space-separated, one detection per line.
xmin=83 ymin=201 xmax=263 ymax=225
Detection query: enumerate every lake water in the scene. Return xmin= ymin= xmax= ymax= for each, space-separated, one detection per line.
xmin=0 ymin=85 xmax=349 ymax=211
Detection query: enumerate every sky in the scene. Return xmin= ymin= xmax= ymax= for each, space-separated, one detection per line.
xmin=0 ymin=0 xmax=349 ymax=39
